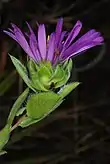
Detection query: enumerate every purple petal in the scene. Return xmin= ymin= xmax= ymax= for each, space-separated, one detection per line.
xmin=3 ymin=30 xmax=17 ymax=41
xmin=63 ymin=20 xmax=82 ymax=48
xmin=55 ymin=18 xmax=63 ymax=48
xmin=29 ymin=34 xmax=42 ymax=62
xmin=75 ymin=30 xmax=100 ymax=44
xmin=27 ymin=22 xmax=42 ymax=61
xmin=8 ymin=28 xmax=14 ymax=33
xmin=10 ymin=24 xmax=34 ymax=59
xmin=46 ymin=33 xmax=55 ymax=62
xmin=62 ymin=29 xmax=103 ymax=57
xmin=58 ymin=31 xmax=67 ymax=51
xmin=94 ymin=36 xmax=104 ymax=43
xmin=26 ymin=22 xmax=35 ymax=35
xmin=47 ymin=32 xmax=54 ymax=46
xmin=62 ymin=40 xmax=103 ymax=61
xmin=38 ymin=24 xmax=46 ymax=60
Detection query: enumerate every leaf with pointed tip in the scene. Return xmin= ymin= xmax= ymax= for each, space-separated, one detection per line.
xmin=58 ymin=82 xmax=80 ymax=99
xmin=27 ymin=59 xmax=39 ymax=73
xmin=10 ymin=55 xmax=35 ymax=92
xmin=30 ymin=64 xmax=51 ymax=91
xmin=65 ymin=59 xmax=73 ymax=72
xmin=55 ymin=73 xmax=68 ymax=88
xmin=32 ymin=77 xmax=49 ymax=91
xmin=26 ymin=92 xmax=60 ymax=119
xmin=44 ymin=61 xmax=53 ymax=74
xmin=56 ymin=59 xmax=73 ymax=88
xmin=39 ymin=61 xmax=53 ymax=74
xmin=62 ymin=59 xmax=69 ymax=69
xmin=62 ymin=59 xmax=72 ymax=71
xmin=50 ymin=65 xmax=64 ymax=83
xmin=62 ymin=59 xmax=73 ymax=83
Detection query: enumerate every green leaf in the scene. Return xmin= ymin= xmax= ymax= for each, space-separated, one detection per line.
xmin=65 ymin=59 xmax=73 ymax=72
xmin=10 ymin=55 xmax=35 ymax=92
xmin=43 ymin=61 xmax=53 ymax=74
xmin=0 ymin=70 xmax=16 ymax=96
xmin=0 ymin=125 xmax=10 ymax=152
xmin=58 ymin=82 xmax=80 ymax=99
xmin=30 ymin=64 xmax=51 ymax=91
xmin=19 ymin=117 xmax=39 ymax=128
xmin=32 ymin=77 xmax=49 ymax=91
xmin=7 ymin=88 xmax=29 ymax=126
xmin=50 ymin=65 xmax=64 ymax=83
xmin=55 ymin=59 xmax=73 ymax=88
xmin=62 ymin=59 xmax=69 ymax=69
xmin=16 ymin=107 xmax=26 ymax=116
xmin=62 ymin=59 xmax=72 ymax=71
xmin=55 ymin=74 xmax=68 ymax=88
xmin=37 ymin=65 xmax=51 ymax=84
xmin=20 ymin=99 xmax=63 ymax=127
xmin=27 ymin=59 xmax=39 ymax=73
xmin=26 ymin=92 xmax=60 ymax=119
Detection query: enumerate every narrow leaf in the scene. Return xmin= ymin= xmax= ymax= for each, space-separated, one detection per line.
xmin=50 ymin=65 xmax=64 ymax=83
xmin=65 ymin=59 xmax=73 ymax=72
xmin=0 ymin=125 xmax=10 ymax=152
xmin=7 ymin=88 xmax=29 ymax=126
xmin=10 ymin=55 xmax=35 ymax=92
xmin=20 ymin=117 xmax=39 ymax=128
xmin=58 ymin=82 xmax=80 ymax=99
xmin=16 ymin=107 xmax=26 ymax=116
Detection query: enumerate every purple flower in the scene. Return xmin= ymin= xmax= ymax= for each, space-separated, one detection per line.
xmin=4 ymin=18 xmax=104 ymax=65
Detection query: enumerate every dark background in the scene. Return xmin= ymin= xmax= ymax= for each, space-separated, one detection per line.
xmin=0 ymin=0 xmax=110 ymax=163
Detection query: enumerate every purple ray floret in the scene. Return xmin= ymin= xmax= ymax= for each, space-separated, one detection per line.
xmin=4 ymin=18 xmax=104 ymax=64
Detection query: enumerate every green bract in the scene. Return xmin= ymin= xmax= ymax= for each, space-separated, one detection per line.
xmin=10 ymin=56 xmax=73 ymax=92
xmin=28 ymin=59 xmax=73 ymax=91
xmin=9 ymin=55 xmax=80 ymax=128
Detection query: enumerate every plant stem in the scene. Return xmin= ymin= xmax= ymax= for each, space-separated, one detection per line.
xmin=11 ymin=115 xmax=26 ymax=132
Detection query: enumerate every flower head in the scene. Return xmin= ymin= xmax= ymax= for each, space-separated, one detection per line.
xmin=4 ymin=18 xmax=104 ymax=65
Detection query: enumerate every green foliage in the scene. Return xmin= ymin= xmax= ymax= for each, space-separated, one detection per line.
xmin=20 ymin=116 xmax=41 ymax=128
xmin=7 ymin=88 xmax=29 ymax=126
xmin=50 ymin=65 xmax=65 ymax=83
xmin=20 ymin=99 xmax=63 ymax=128
xmin=29 ymin=62 xmax=51 ymax=91
xmin=58 ymin=82 xmax=80 ymax=99
xmin=20 ymin=82 xmax=79 ymax=127
xmin=16 ymin=107 xmax=26 ymax=116
xmin=0 ymin=124 xmax=10 ymax=154
xmin=11 ymin=57 xmax=74 ymax=92
xmin=26 ymin=91 xmax=60 ymax=119
xmin=10 ymin=55 xmax=36 ymax=92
